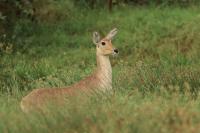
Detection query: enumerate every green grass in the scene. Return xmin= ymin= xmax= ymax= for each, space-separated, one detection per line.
xmin=1 ymin=6 xmax=200 ymax=133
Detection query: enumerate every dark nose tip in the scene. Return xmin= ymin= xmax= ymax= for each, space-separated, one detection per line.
xmin=114 ymin=49 xmax=118 ymax=53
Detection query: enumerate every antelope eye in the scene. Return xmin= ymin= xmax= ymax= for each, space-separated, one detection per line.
xmin=101 ymin=42 xmax=106 ymax=46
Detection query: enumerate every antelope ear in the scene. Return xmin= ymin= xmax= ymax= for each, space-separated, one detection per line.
xmin=93 ymin=32 xmax=101 ymax=45
xmin=106 ymin=28 xmax=118 ymax=40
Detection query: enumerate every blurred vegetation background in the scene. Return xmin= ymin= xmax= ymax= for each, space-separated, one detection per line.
xmin=0 ymin=0 xmax=199 ymax=44
xmin=0 ymin=0 xmax=199 ymax=58
xmin=0 ymin=0 xmax=199 ymax=52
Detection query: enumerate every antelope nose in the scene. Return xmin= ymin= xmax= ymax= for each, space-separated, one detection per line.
xmin=114 ymin=49 xmax=118 ymax=53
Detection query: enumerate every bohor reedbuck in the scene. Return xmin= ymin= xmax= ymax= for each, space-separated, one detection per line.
xmin=20 ymin=28 xmax=119 ymax=113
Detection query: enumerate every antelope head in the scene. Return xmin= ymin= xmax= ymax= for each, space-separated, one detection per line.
xmin=93 ymin=28 xmax=118 ymax=56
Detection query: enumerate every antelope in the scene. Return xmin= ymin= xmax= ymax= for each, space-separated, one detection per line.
xmin=20 ymin=28 xmax=119 ymax=113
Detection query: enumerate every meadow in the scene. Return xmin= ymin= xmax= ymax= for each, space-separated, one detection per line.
xmin=1 ymin=5 xmax=200 ymax=133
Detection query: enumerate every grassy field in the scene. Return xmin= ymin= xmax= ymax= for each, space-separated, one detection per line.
xmin=1 ymin=6 xmax=200 ymax=133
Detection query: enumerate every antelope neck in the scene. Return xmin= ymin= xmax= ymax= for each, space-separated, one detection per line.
xmin=96 ymin=53 xmax=112 ymax=90
xmin=96 ymin=54 xmax=111 ymax=71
